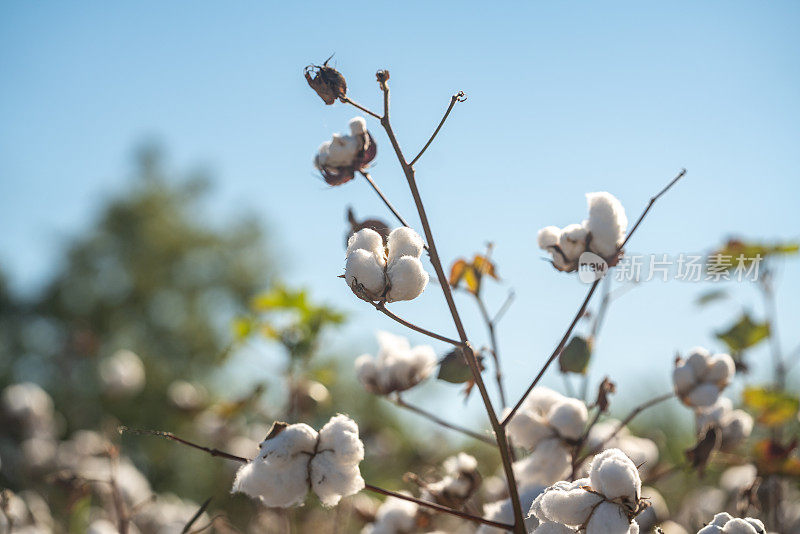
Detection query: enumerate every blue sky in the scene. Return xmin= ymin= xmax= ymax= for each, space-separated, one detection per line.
xmin=1 ymin=2 xmax=798 ymax=426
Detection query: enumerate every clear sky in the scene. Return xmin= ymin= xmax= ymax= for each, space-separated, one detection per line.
xmin=1 ymin=2 xmax=798 ymax=425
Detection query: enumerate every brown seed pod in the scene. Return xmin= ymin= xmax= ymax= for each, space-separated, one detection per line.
xmin=304 ymin=55 xmax=347 ymax=105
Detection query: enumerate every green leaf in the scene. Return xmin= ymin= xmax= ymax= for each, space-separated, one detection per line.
xmin=69 ymin=494 xmax=92 ymax=534
xmin=743 ymin=386 xmax=799 ymax=427
xmin=695 ymin=289 xmax=728 ymax=306
xmin=559 ymin=336 xmax=593 ymax=374
xmin=437 ymin=349 xmax=473 ymax=384
xmin=231 ymin=316 xmax=254 ymax=340
xmin=715 ymin=314 xmax=770 ymax=353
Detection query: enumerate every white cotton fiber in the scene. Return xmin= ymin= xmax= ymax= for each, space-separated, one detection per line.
xmin=507 ymin=409 xmax=555 ymax=451
xmin=687 ymin=383 xmax=720 ymax=408
xmin=538 ymin=226 xmax=562 ymax=249
xmin=317 ymin=414 xmax=365 ymax=466
xmin=585 ymin=192 xmax=628 ymax=258
xmin=258 ymin=423 xmax=318 ymax=465
xmin=310 ymin=456 xmax=364 ymax=506
xmin=232 ymin=452 xmax=310 ymax=508
xmin=547 ymin=397 xmax=588 ymax=440
xmin=386 ymin=256 xmax=429 ymax=302
xmin=386 ymin=227 xmax=424 ymax=264
xmin=316 ymin=134 xmax=360 ymax=169
xmin=347 ymin=228 xmax=386 ymax=260
xmin=585 ymin=501 xmax=634 ymax=534
xmin=672 ymin=365 xmax=696 ymax=393
xmin=443 ymin=452 xmax=478 ymax=475
xmin=697 ymin=512 xmax=765 ymax=534
xmin=588 ymin=448 xmax=641 ymax=504
xmin=706 ymin=354 xmax=735 ymax=385
xmin=349 ymin=116 xmax=368 ymax=135
xmin=673 ymin=347 xmax=735 ymax=408
xmin=345 ymin=249 xmax=387 ymax=296
xmin=99 ymin=349 xmax=146 ymax=396
xmin=537 ymin=479 xmax=602 ymax=526
xmin=478 ymin=484 xmax=546 ymax=534
xmin=559 ymin=224 xmax=589 ymax=261
xmin=355 ymin=332 xmax=435 ymax=395
xmin=531 ymin=522 xmax=577 ymax=534
xmin=364 ymin=494 xmax=418 ymax=534
xmin=514 ymin=437 xmax=572 ymax=486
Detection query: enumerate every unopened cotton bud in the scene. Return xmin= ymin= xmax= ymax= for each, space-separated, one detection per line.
xmin=345 ymin=249 xmax=386 ymax=296
xmin=347 ymin=228 xmax=386 ymax=260
xmin=538 ymin=226 xmax=562 ymax=249
xmin=386 ymin=256 xmax=428 ymax=302
xmin=349 ymin=117 xmax=368 ymax=135
xmin=387 ymin=227 xmax=424 ymax=264
xmin=585 ymin=192 xmax=628 ymax=258
xmin=559 ymin=224 xmax=589 ymax=261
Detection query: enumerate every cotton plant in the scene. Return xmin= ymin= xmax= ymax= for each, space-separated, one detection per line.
xmin=506 ymin=387 xmax=588 ymax=485
xmin=694 ymin=397 xmax=753 ymax=451
xmin=232 ymin=414 xmax=365 ymax=507
xmin=98 ymin=349 xmax=146 ymax=397
xmin=345 ymin=227 xmax=429 ymax=302
xmin=478 ymin=484 xmax=548 ymax=534
xmin=420 ymin=452 xmax=481 ymax=509
xmin=528 ymin=448 xmax=645 ymax=534
xmin=314 ymin=116 xmax=377 ymax=185
xmin=696 ymin=512 xmax=766 ymax=534
xmin=355 ymin=331 xmax=437 ymax=395
xmin=672 ymin=347 xmax=736 ymax=407
xmin=361 ymin=493 xmax=419 ymax=534
xmin=538 ymin=192 xmax=628 ymax=272
xmin=585 ymin=420 xmax=659 ymax=476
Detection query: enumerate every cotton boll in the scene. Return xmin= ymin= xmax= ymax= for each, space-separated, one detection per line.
xmin=2 ymin=382 xmax=55 ymax=438
xmin=586 ymin=192 xmax=627 ymax=258
xmin=720 ymin=464 xmax=757 ymax=493
xmin=347 ymin=228 xmax=386 ymax=260
xmin=318 ymin=134 xmax=360 ymax=168
xmin=538 ymin=226 xmax=562 ymax=249
xmin=479 ymin=484 xmax=546 ymax=534
xmin=743 ymin=518 xmax=765 ymax=533
xmin=687 ymin=383 xmax=721 ymax=407
xmin=367 ymin=494 xmax=418 ymax=534
xmin=356 ymin=333 xmax=434 ymax=395
xmin=686 ymin=348 xmax=711 ymax=377
xmin=710 ymin=512 xmax=735 ymax=526
xmin=386 ymin=227 xmax=424 ymax=263
xmin=317 ymin=414 xmax=364 ymax=466
xmin=706 ymin=354 xmax=735 ymax=385
xmin=547 ymin=398 xmax=588 ymax=440
xmin=589 ymin=448 xmax=641 ymax=504
xmin=635 ymin=486 xmax=668 ymax=532
xmin=386 ymin=256 xmax=428 ymax=302
xmin=539 ymin=483 xmax=603 ymax=526
xmin=346 ymin=249 xmax=387 ymax=297
xmin=559 ymin=224 xmax=589 ymax=261
xmin=698 ymin=526 xmax=724 ymax=534
xmin=88 ymin=519 xmax=118 ymax=534
xmin=659 ymin=520 xmax=690 ymax=534
xmin=355 ymin=355 xmax=379 ymax=392
xmin=349 ymin=117 xmax=368 ymax=135
xmin=514 ymin=438 xmax=572 ymax=486
xmin=232 ymin=453 xmax=310 ymax=508
xmin=507 ymin=409 xmax=556 ymax=451
xmin=258 ymin=423 xmax=318 ymax=465
xmin=443 ymin=452 xmax=478 ymax=475
xmin=720 ymin=410 xmax=753 ymax=450
xmin=673 ymin=364 xmax=696 ymax=394
xmin=310 ymin=455 xmax=365 ymax=506
xmin=99 ymin=349 xmax=146 ymax=397
xmin=585 ymin=501 xmax=632 ymax=534
xmin=531 ymin=522 xmax=577 ymax=534
xmin=722 ymin=518 xmax=761 ymax=534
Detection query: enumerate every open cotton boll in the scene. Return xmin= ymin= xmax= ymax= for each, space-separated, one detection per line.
xmin=386 ymin=227 xmax=424 ymax=264
xmin=478 ymin=484 xmax=546 ymax=534
xmin=87 ymin=519 xmax=119 ymax=534
xmin=346 ymin=249 xmax=387 ymax=296
xmin=559 ymin=224 xmax=589 ymax=261
xmin=99 ymin=349 xmax=145 ymax=396
xmin=347 ymin=228 xmax=386 ymax=260
xmin=349 ymin=116 xmax=368 ymax=135
xmin=514 ymin=438 xmax=572 ymax=486
xmin=687 ymin=383 xmax=721 ymax=407
xmin=589 ymin=448 xmax=641 ymax=505
xmin=719 ymin=464 xmax=757 ymax=493
xmin=258 ymin=423 xmax=318 ymax=465
xmin=705 ymin=354 xmax=735 ymax=385
xmin=317 ymin=414 xmax=364 ymax=465
xmin=673 ymin=365 xmax=696 ymax=394
xmin=310 ymin=455 xmax=364 ymax=506
xmin=355 ymin=332 xmax=435 ymax=395
xmin=316 ymin=134 xmax=361 ymax=169
xmin=536 ymin=479 xmax=603 ymax=526
xmin=538 ymin=226 xmax=562 ymax=249
xmin=585 ymin=502 xmax=637 ymax=534
xmin=386 ymin=256 xmax=428 ymax=302
xmin=233 ymin=454 xmax=310 ymax=508
xmin=506 ymin=409 xmax=555 ymax=451
xmin=585 ymin=192 xmax=628 ymax=258
xmin=443 ymin=452 xmax=478 ymax=475
xmin=547 ymin=397 xmax=588 ymax=440
xmin=363 ymin=494 xmax=418 ymax=534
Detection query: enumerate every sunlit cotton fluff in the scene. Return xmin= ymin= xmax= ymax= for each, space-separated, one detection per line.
xmin=537 ymin=192 xmax=627 ymax=272
xmin=696 ymin=512 xmax=766 ymax=534
xmin=585 ymin=420 xmax=659 ymax=476
xmin=672 ymin=347 xmax=736 ymax=407
xmin=1 ymin=382 xmax=56 ymax=438
xmin=528 ymin=449 xmax=642 ymax=534
xmin=695 ymin=397 xmax=753 ymax=451
xmin=422 ymin=452 xmax=480 ymax=507
xmin=478 ymin=484 xmax=546 ymax=534
xmin=314 ymin=117 xmax=376 ymax=185
xmin=232 ymin=415 xmax=364 ymax=508
xmin=355 ymin=331 xmax=436 ymax=395
xmin=344 ymin=227 xmax=428 ymax=302
xmin=361 ymin=493 xmax=418 ymax=534
xmin=99 ymin=349 xmax=145 ymax=397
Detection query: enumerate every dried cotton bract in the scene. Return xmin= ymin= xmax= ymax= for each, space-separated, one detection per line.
xmin=672 ymin=347 xmax=736 ymax=407
xmin=345 ymin=228 xmax=428 ymax=302
xmin=696 ymin=512 xmax=766 ymax=534
xmin=355 ymin=332 xmax=436 ymax=395
xmin=314 ymin=117 xmax=377 ymax=185
xmin=528 ymin=448 xmax=643 ymax=534
xmin=538 ymin=192 xmax=628 ymax=272
xmin=231 ymin=414 xmax=364 ymax=508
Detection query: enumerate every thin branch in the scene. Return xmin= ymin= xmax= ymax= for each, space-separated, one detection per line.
xmin=573 ymin=391 xmax=675 ymax=469
xmin=182 ymin=497 xmax=212 ymax=534
xmin=760 ymin=273 xmax=786 ymax=390
xmin=340 ymin=96 xmax=382 ymax=120
xmin=475 ymin=295 xmax=508 ymax=408
xmin=409 ymin=91 xmax=466 ymax=166
xmin=392 ymin=394 xmax=494 ymax=445
xmin=359 ymin=171 xmax=413 ymax=229
xmin=618 ymin=169 xmax=687 ymax=251
xmin=493 ymin=289 xmax=516 ymax=324
xmin=502 ymin=279 xmax=600 ymax=426
xmin=119 ymin=427 xmax=249 ymax=463
xmin=375 ymin=72 xmax=525 ymax=533
xmin=363 ymin=483 xmax=512 ymax=530
xmin=374 ymin=302 xmax=460 ymax=346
